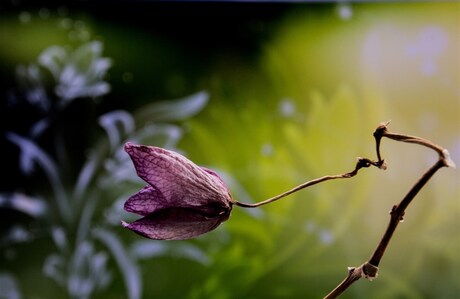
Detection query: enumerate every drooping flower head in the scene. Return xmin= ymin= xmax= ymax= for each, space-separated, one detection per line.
xmin=122 ymin=142 xmax=233 ymax=240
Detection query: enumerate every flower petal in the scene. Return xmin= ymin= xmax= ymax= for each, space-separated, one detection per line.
xmin=121 ymin=207 xmax=230 ymax=240
xmin=124 ymin=143 xmax=231 ymax=210
xmin=200 ymin=167 xmax=227 ymax=188
xmin=124 ymin=185 xmax=166 ymax=216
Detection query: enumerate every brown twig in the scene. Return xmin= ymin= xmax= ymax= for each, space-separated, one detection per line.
xmin=323 ymin=122 xmax=455 ymax=299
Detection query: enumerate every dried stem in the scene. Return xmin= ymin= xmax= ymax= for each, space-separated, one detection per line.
xmin=234 ymin=158 xmax=378 ymax=208
xmin=323 ymin=122 xmax=454 ymax=299
xmin=324 ymin=262 xmax=379 ymax=299
xmin=368 ymin=159 xmax=446 ymax=267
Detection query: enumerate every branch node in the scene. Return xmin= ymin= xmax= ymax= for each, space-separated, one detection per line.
xmin=376 ymin=159 xmax=387 ymax=170
xmin=373 ymin=121 xmax=391 ymax=166
xmin=389 ymin=206 xmax=405 ymax=222
xmin=373 ymin=121 xmax=391 ymax=138
xmin=389 ymin=205 xmax=398 ymax=215
xmin=361 ymin=262 xmax=379 ymax=281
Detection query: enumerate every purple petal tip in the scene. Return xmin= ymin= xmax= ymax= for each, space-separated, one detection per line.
xmin=124 ymin=142 xmax=134 ymax=153
xmin=121 ymin=220 xmax=130 ymax=228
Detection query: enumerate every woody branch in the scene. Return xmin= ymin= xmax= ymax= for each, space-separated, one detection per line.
xmin=323 ymin=122 xmax=455 ymax=299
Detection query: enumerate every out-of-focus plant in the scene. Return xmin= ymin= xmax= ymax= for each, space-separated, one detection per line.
xmin=13 ymin=41 xmax=111 ymax=141
xmin=1 ymin=40 xmax=211 ymax=299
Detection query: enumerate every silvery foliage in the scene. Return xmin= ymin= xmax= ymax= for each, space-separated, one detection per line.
xmin=15 ymin=41 xmax=111 ymax=111
xmin=2 ymin=40 xmax=210 ymax=299
xmin=0 ymin=273 xmax=21 ymax=299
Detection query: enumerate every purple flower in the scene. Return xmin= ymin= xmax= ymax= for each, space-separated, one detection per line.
xmin=121 ymin=142 xmax=233 ymax=240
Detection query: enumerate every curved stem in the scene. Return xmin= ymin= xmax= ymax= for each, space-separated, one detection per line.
xmin=382 ymin=132 xmax=445 ymax=156
xmin=234 ymin=158 xmax=378 ymax=208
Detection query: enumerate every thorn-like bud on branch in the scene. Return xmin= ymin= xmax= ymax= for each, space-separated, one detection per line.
xmin=373 ymin=121 xmax=390 ymax=138
xmin=389 ymin=205 xmax=398 ymax=215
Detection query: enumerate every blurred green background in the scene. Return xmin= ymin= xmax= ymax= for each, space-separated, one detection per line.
xmin=1 ymin=2 xmax=459 ymax=299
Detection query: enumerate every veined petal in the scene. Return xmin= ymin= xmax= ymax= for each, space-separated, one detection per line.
xmin=122 ymin=207 xmax=231 ymax=240
xmin=200 ymin=167 xmax=227 ymax=189
xmin=124 ymin=185 xmax=166 ymax=216
xmin=124 ymin=143 xmax=232 ymax=210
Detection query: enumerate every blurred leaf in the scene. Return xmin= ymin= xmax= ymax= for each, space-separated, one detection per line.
xmin=6 ymin=132 xmax=71 ymax=220
xmin=38 ymin=45 xmax=67 ymax=81
xmin=43 ymin=253 xmax=66 ymax=286
xmin=132 ymin=124 xmax=183 ymax=150
xmin=99 ymin=110 xmax=135 ymax=152
xmin=135 ymin=91 xmax=209 ymax=123
xmin=130 ymin=240 xmax=210 ymax=265
xmin=15 ymin=63 xmax=50 ymax=111
xmin=67 ymin=241 xmax=111 ymax=298
xmin=51 ymin=227 xmax=68 ymax=251
xmin=93 ymin=228 xmax=141 ymax=299
xmin=0 ymin=192 xmax=47 ymax=218
xmin=0 ymin=273 xmax=22 ymax=299
xmin=47 ymin=41 xmax=112 ymax=103
xmin=73 ymin=151 xmax=100 ymax=203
